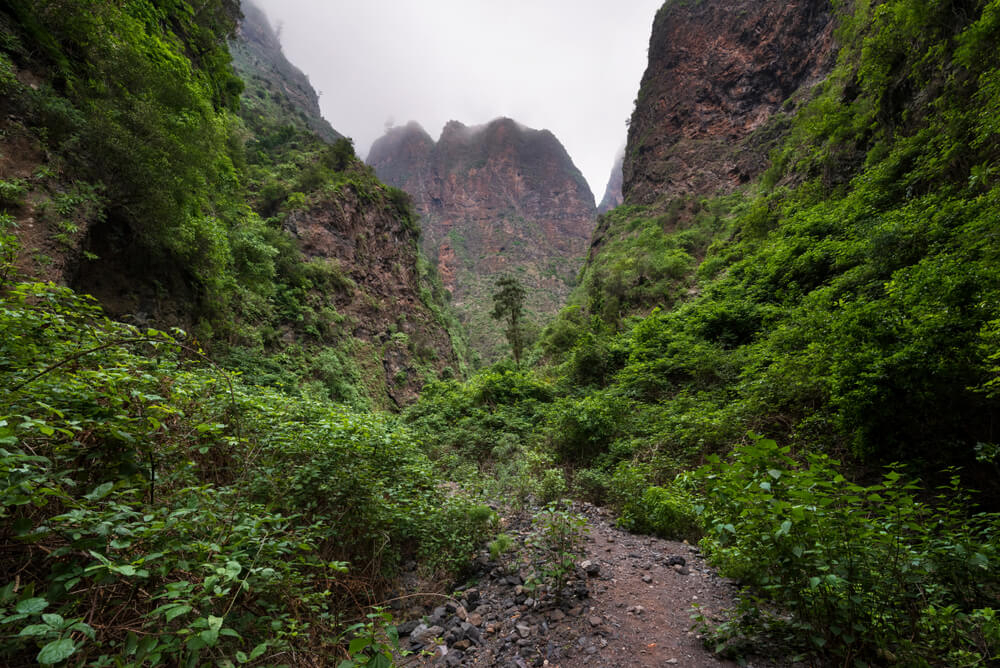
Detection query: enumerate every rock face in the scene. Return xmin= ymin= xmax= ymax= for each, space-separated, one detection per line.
xmin=596 ymin=152 xmax=624 ymax=214
xmin=284 ymin=186 xmax=461 ymax=406
xmin=368 ymin=118 xmax=596 ymax=361
xmin=230 ymin=0 xmax=342 ymax=143
xmin=623 ymin=0 xmax=835 ymax=206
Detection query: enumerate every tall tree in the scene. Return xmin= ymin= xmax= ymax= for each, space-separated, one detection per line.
xmin=491 ymin=275 xmax=526 ymax=368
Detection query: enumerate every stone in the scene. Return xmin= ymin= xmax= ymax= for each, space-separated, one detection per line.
xmin=397 ymin=620 xmax=420 ymax=635
xmin=468 ymin=612 xmax=483 ymax=626
xmin=665 ymin=556 xmax=686 ymax=567
xmin=516 ymin=624 xmax=532 ymax=639
xmin=456 ymin=605 xmax=468 ymax=621
xmin=642 ymin=574 xmax=653 ymax=584
xmin=580 ymin=560 xmax=601 ymax=577
xmin=413 ymin=624 xmax=444 ymax=644
xmin=588 ymin=615 xmax=603 ymax=627
xmin=547 ymin=609 xmax=566 ymax=622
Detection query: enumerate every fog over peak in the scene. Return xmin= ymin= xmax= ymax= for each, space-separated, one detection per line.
xmin=249 ymin=0 xmax=661 ymax=196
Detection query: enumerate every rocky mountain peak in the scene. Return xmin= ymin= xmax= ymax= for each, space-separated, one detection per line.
xmin=369 ymin=117 xmax=596 ymax=361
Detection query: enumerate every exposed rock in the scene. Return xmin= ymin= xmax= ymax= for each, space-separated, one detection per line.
xmin=623 ymin=0 xmax=836 ymax=207
xmin=368 ymin=118 xmax=597 ymax=361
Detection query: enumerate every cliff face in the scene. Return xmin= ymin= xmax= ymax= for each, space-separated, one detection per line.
xmin=596 ymin=152 xmax=624 ymax=214
xmin=230 ymin=1 xmax=341 ymax=143
xmin=0 ymin=0 xmax=464 ymax=407
xmin=623 ymin=0 xmax=835 ymax=206
xmin=369 ymin=118 xmax=596 ymax=361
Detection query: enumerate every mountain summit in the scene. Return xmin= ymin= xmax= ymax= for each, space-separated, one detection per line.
xmin=369 ymin=118 xmax=596 ymax=361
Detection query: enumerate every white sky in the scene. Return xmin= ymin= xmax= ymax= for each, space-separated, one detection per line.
xmin=250 ymin=0 xmax=662 ymax=201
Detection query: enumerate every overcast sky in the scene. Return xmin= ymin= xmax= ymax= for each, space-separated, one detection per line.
xmin=251 ymin=0 xmax=662 ymax=201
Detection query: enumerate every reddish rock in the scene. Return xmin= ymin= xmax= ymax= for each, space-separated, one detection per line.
xmin=623 ymin=0 xmax=836 ymax=206
xmin=369 ymin=118 xmax=596 ymax=361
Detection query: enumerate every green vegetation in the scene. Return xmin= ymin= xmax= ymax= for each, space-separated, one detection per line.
xmin=2 ymin=0 xmax=999 ymax=664
xmin=0 ymin=275 xmax=491 ymax=666
xmin=0 ymin=0 xmax=465 ymax=407
xmin=406 ymin=0 xmax=1000 ymax=664
xmin=491 ymin=275 xmax=528 ymax=368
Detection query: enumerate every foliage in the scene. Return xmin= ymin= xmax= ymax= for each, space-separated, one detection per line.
xmin=522 ymin=503 xmax=588 ymax=598
xmin=691 ymin=435 xmax=999 ymax=665
xmin=336 ymin=608 xmax=403 ymax=668
xmin=0 ymin=279 xmax=490 ymax=665
xmin=492 ymin=275 xmax=528 ymax=368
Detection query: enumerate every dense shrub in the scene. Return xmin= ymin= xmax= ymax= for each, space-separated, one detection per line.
xmin=0 ymin=280 xmax=489 ymax=665
xmin=692 ymin=436 xmax=1000 ymax=664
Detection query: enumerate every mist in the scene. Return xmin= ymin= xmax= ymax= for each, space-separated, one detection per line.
xmin=249 ymin=0 xmax=662 ymax=199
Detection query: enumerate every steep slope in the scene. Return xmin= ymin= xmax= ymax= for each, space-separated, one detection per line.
xmin=573 ymin=0 xmax=836 ymax=323
xmin=596 ymin=151 xmax=624 ymax=214
xmin=369 ymin=118 xmax=596 ymax=362
xmin=623 ymin=0 xmax=835 ymax=207
xmin=230 ymin=1 xmax=341 ymax=143
xmin=0 ymin=0 xmax=465 ymax=408
xmin=543 ymin=0 xmax=1000 ymax=492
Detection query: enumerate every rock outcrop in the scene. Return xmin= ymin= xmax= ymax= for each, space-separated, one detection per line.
xmin=623 ymin=0 xmax=835 ymax=206
xmin=369 ymin=118 xmax=596 ymax=361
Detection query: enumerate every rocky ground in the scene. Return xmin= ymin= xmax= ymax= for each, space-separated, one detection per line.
xmin=392 ymin=503 xmax=772 ymax=668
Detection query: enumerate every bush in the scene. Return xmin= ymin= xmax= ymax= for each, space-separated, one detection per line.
xmin=692 ymin=436 xmax=1000 ymax=665
xmin=618 ymin=484 xmax=701 ymax=542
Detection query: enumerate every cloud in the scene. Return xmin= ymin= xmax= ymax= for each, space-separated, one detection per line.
xmin=250 ymin=0 xmax=661 ymax=196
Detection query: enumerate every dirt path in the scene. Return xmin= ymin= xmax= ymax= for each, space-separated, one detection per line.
xmin=396 ymin=503 xmax=770 ymax=667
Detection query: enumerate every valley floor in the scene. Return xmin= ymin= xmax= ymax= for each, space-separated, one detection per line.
xmin=397 ymin=503 xmax=764 ymax=668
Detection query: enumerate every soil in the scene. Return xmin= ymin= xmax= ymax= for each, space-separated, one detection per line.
xmin=395 ymin=503 xmax=773 ymax=668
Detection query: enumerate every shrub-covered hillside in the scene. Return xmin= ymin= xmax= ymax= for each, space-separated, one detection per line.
xmin=407 ymin=0 xmax=1000 ymax=663
xmin=0 ymin=0 xmax=467 ymax=409
xmin=0 ymin=269 xmax=492 ymax=665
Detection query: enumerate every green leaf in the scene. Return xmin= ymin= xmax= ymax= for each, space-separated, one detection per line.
xmin=68 ymin=622 xmax=95 ymax=640
xmin=84 ymin=482 xmax=114 ymax=501
xmin=165 ymin=605 xmax=192 ymax=622
xmin=16 ymin=597 xmax=48 ymax=614
xmin=249 ymin=642 xmax=267 ymax=660
xmin=369 ymin=655 xmax=392 ymax=668
xmin=767 ymin=469 xmax=782 ymax=480
xmin=236 ymin=651 xmax=248 ymax=664
xmin=37 ymin=638 xmax=76 ymax=664
xmin=349 ymin=636 xmax=371 ymax=655
xmin=41 ymin=613 xmax=64 ymax=628
xmin=19 ymin=623 xmax=54 ymax=637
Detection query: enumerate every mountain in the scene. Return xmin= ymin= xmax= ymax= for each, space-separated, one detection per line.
xmin=622 ymin=0 xmax=835 ymax=207
xmin=596 ymin=151 xmax=624 ymax=214
xmin=368 ymin=118 xmax=596 ymax=362
xmin=230 ymin=1 xmax=342 ymax=143
xmin=0 ymin=0 xmax=466 ymax=408
xmin=549 ymin=0 xmax=1000 ymax=482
